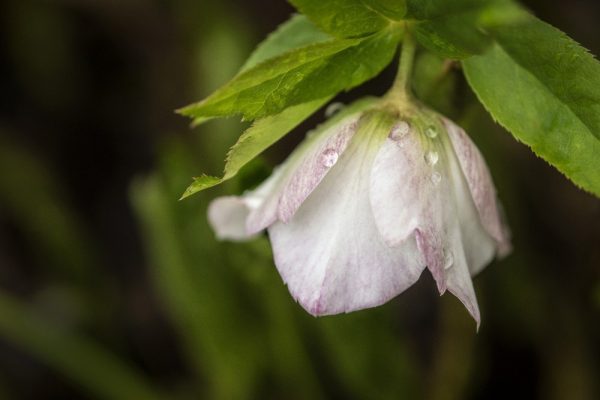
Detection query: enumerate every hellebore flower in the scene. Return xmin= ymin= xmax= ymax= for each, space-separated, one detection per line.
xmin=208 ymin=97 xmax=510 ymax=325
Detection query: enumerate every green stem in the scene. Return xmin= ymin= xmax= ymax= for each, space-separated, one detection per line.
xmin=388 ymin=28 xmax=416 ymax=101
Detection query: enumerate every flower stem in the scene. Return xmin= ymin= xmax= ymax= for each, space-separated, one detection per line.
xmin=388 ymin=27 xmax=416 ymax=102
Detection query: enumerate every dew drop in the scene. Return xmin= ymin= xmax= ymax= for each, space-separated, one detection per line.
xmin=389 ymin=121 xmax=411 ymax=142
xmin=424 ymin=151 xmax=439 ymax=166
xmin=431 ymin=171 xmax=442 ymax=185
xmin=321 ymin=148 xmax=339 ymax=167
xmin=444 ymin=250 xmax=454 ymax=270
xmin=325 ymin=102 xmax=344 ymax=117
xmin=425 ymin=126 xmax=438 ymax=138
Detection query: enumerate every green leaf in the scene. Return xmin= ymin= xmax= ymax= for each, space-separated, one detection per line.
xmin=360 ymin=0 xmax=407 ymax=20
xmin=463 ymin=43 xmax=600 ymax=196
xmin=181 ymin=96 xmax=379 ymax=199
xmin=288 ymin=0 xmax=394 ymax=37
xmin=408 ymin=0 xmax=524 ymax=59
xmin=414 ymin=12 xmax=491 ymax=59
xmin=179 ymin=38 xmax=357 ymax=119
xmin=192 ymin=15 xmax=331 ymax=127
xmin=180 ymin=97 xmax=330 ymax=199
xmin=240 ymin=14 xmax=331 ymax=73
xmin=179 ymin=28 xmax=401 ymax=122
xmin=223 ymin=98 xmax=332 ymax=180
xmin=406 ymin=0 xmax=490 ymax=19
xmin=180 ymin=175 xmax=223 ymax=198
xmin=489 ymin=14 xmax=600 ymax=142
xmin=415 ymin=13 xmax=491 ymax=60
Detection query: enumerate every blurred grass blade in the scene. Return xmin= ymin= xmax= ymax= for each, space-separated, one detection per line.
xmin=230 ymin=241 xmax=326 ymax=400
xmin=0 ymin=133 xmax=98 ymax=282
xmin=0 ymin=291 xmax=163 ymax=400
xmin=316 ymin=310 xmax=420 ymax=399
xmin=132 ymin=173 xmax=264 ymax=399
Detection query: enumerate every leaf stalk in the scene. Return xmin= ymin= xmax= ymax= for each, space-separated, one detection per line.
xmin=387 ymin=26 xmax=416 ymax=102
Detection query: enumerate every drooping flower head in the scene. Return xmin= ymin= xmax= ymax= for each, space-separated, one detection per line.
xmin=209 ymin=96 xmax=510 ymax=326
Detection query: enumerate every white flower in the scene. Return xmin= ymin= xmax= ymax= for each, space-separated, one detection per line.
xmin=208 ymin=99 xmax=510 ymax=326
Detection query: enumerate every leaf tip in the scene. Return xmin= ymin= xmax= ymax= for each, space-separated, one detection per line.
xmin=179 ymin=175 xmax=223 ymax=200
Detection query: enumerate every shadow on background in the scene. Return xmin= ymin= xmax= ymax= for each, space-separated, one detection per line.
xmin=0 ymin=0 xmax=598 ymax=399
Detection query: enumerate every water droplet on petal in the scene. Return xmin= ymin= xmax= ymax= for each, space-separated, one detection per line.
xmin=325 ymin=102 xmax=344 ymax=117
xmin=389 ymin=121 xmax=411 ymax=142
xmin=431 ymin=171 xmax=442 ymax=185
xmin=424 ymin=151 xmax=439 ymax=166
xmin=425 ymin=127 xmax=438 ymax=138
xmin=444 ymin=250 xmax=454 ymax=270
xmin=321 ymin=148 xmax=339 ymax=168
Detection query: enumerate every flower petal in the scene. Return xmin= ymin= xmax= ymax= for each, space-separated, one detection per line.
xmin=277 ymin=119 xmax=358 ymax=222
xmin=444 ymin=225 xmax=482 ymax=328
xmin=246 ymin=113 xmax=364 ymax=234
xmin=445 ymin=145 xmax=498 ymax=276
xmin=369 ymin=118 xmax=497 ymax=310
xmin=268 ymin=114 xmax=425 ymax=316
xmin=369 ymin=124 xmax=449 ymax=292
xmin=208 ymin=166 xmax=284 ymax=240
xmin=444 ymin=119 xmax=511 ymax=257
xmin=208 ymin=196 xmax=257 ymax=241
xmin=369 ymin=121 xmax=425 ymax=247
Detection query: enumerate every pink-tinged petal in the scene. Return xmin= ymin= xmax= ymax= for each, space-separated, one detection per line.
xmin=370 ymin=133 xmax=495 ymax=326
xmin=369 ymin=118 xmax=497 ymax=298
xmin=369 ymin=126 xmax=449 ymax=292
xmin=415 ymin=226 xmax=447 ymax=294
xmin=247 ymin=115 xmax=361 ymax=233
xmin=245 ymin=166 xmax=287 ymax=234
xmin=369 ymin=123 xmax=424 ymax=247
xmin=444 ymin=119 xmax=511 ymax=257
xmin=445 ymin=142 xmax=498 ymax=276
xmin=208 ymin=196 xmax=257 ymax=241
xmin=269 ymin=118 xmax=425 ymax=316
xmin=444 ymin=230 xmax=482 ymax=328
xmin=278 ymin=120 xmax=357 ymax=222
xmin=209 ymin=166 xmax=285 ymax=240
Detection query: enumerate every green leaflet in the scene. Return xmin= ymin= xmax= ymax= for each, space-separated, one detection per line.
xmin=192 ymin=14 xmax=331 ymax=127
xmin=463 ymin=43 xmax=600 ymax=197
xmin=240 ymin=14 xmax=331 ymax=73
xmin=288 ymin=0 xmax=400 ymax=38
xmin=180 ymin=97 xmax=330 ymax=199
xmin=179 ymin=28 xmax=401 ymax=122
xmin=180 ymin=96 xmax=380 ymax=199
xmin=178 ymin=38 xmax=358 ymax=120
xmin=489 ymin=15 xmax=600 ymax=142
xmin=408 ymin=0 xmax=524 ymax=59
xmin=414 ymin=12 xmax=490 ymax=59
xmin=361 ymin=0 xmax=407 ymax=20
xmin=180 ymin=175 xmax=223 ymax=198
xmin=406 ymin=0 xmax=490 ymax=20
xmin=179 ymin=13 xmax=401 ymax=199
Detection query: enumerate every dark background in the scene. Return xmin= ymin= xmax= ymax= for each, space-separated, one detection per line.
xmin=0 ymin=0 xmax=598 ymax=399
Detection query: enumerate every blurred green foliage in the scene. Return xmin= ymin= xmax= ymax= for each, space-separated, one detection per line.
xmin=0 ymin=0 xmax=598 ymax=399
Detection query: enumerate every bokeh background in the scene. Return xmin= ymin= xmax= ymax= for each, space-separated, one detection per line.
xmin=0 ymin=0 xmax=599 ymax=399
